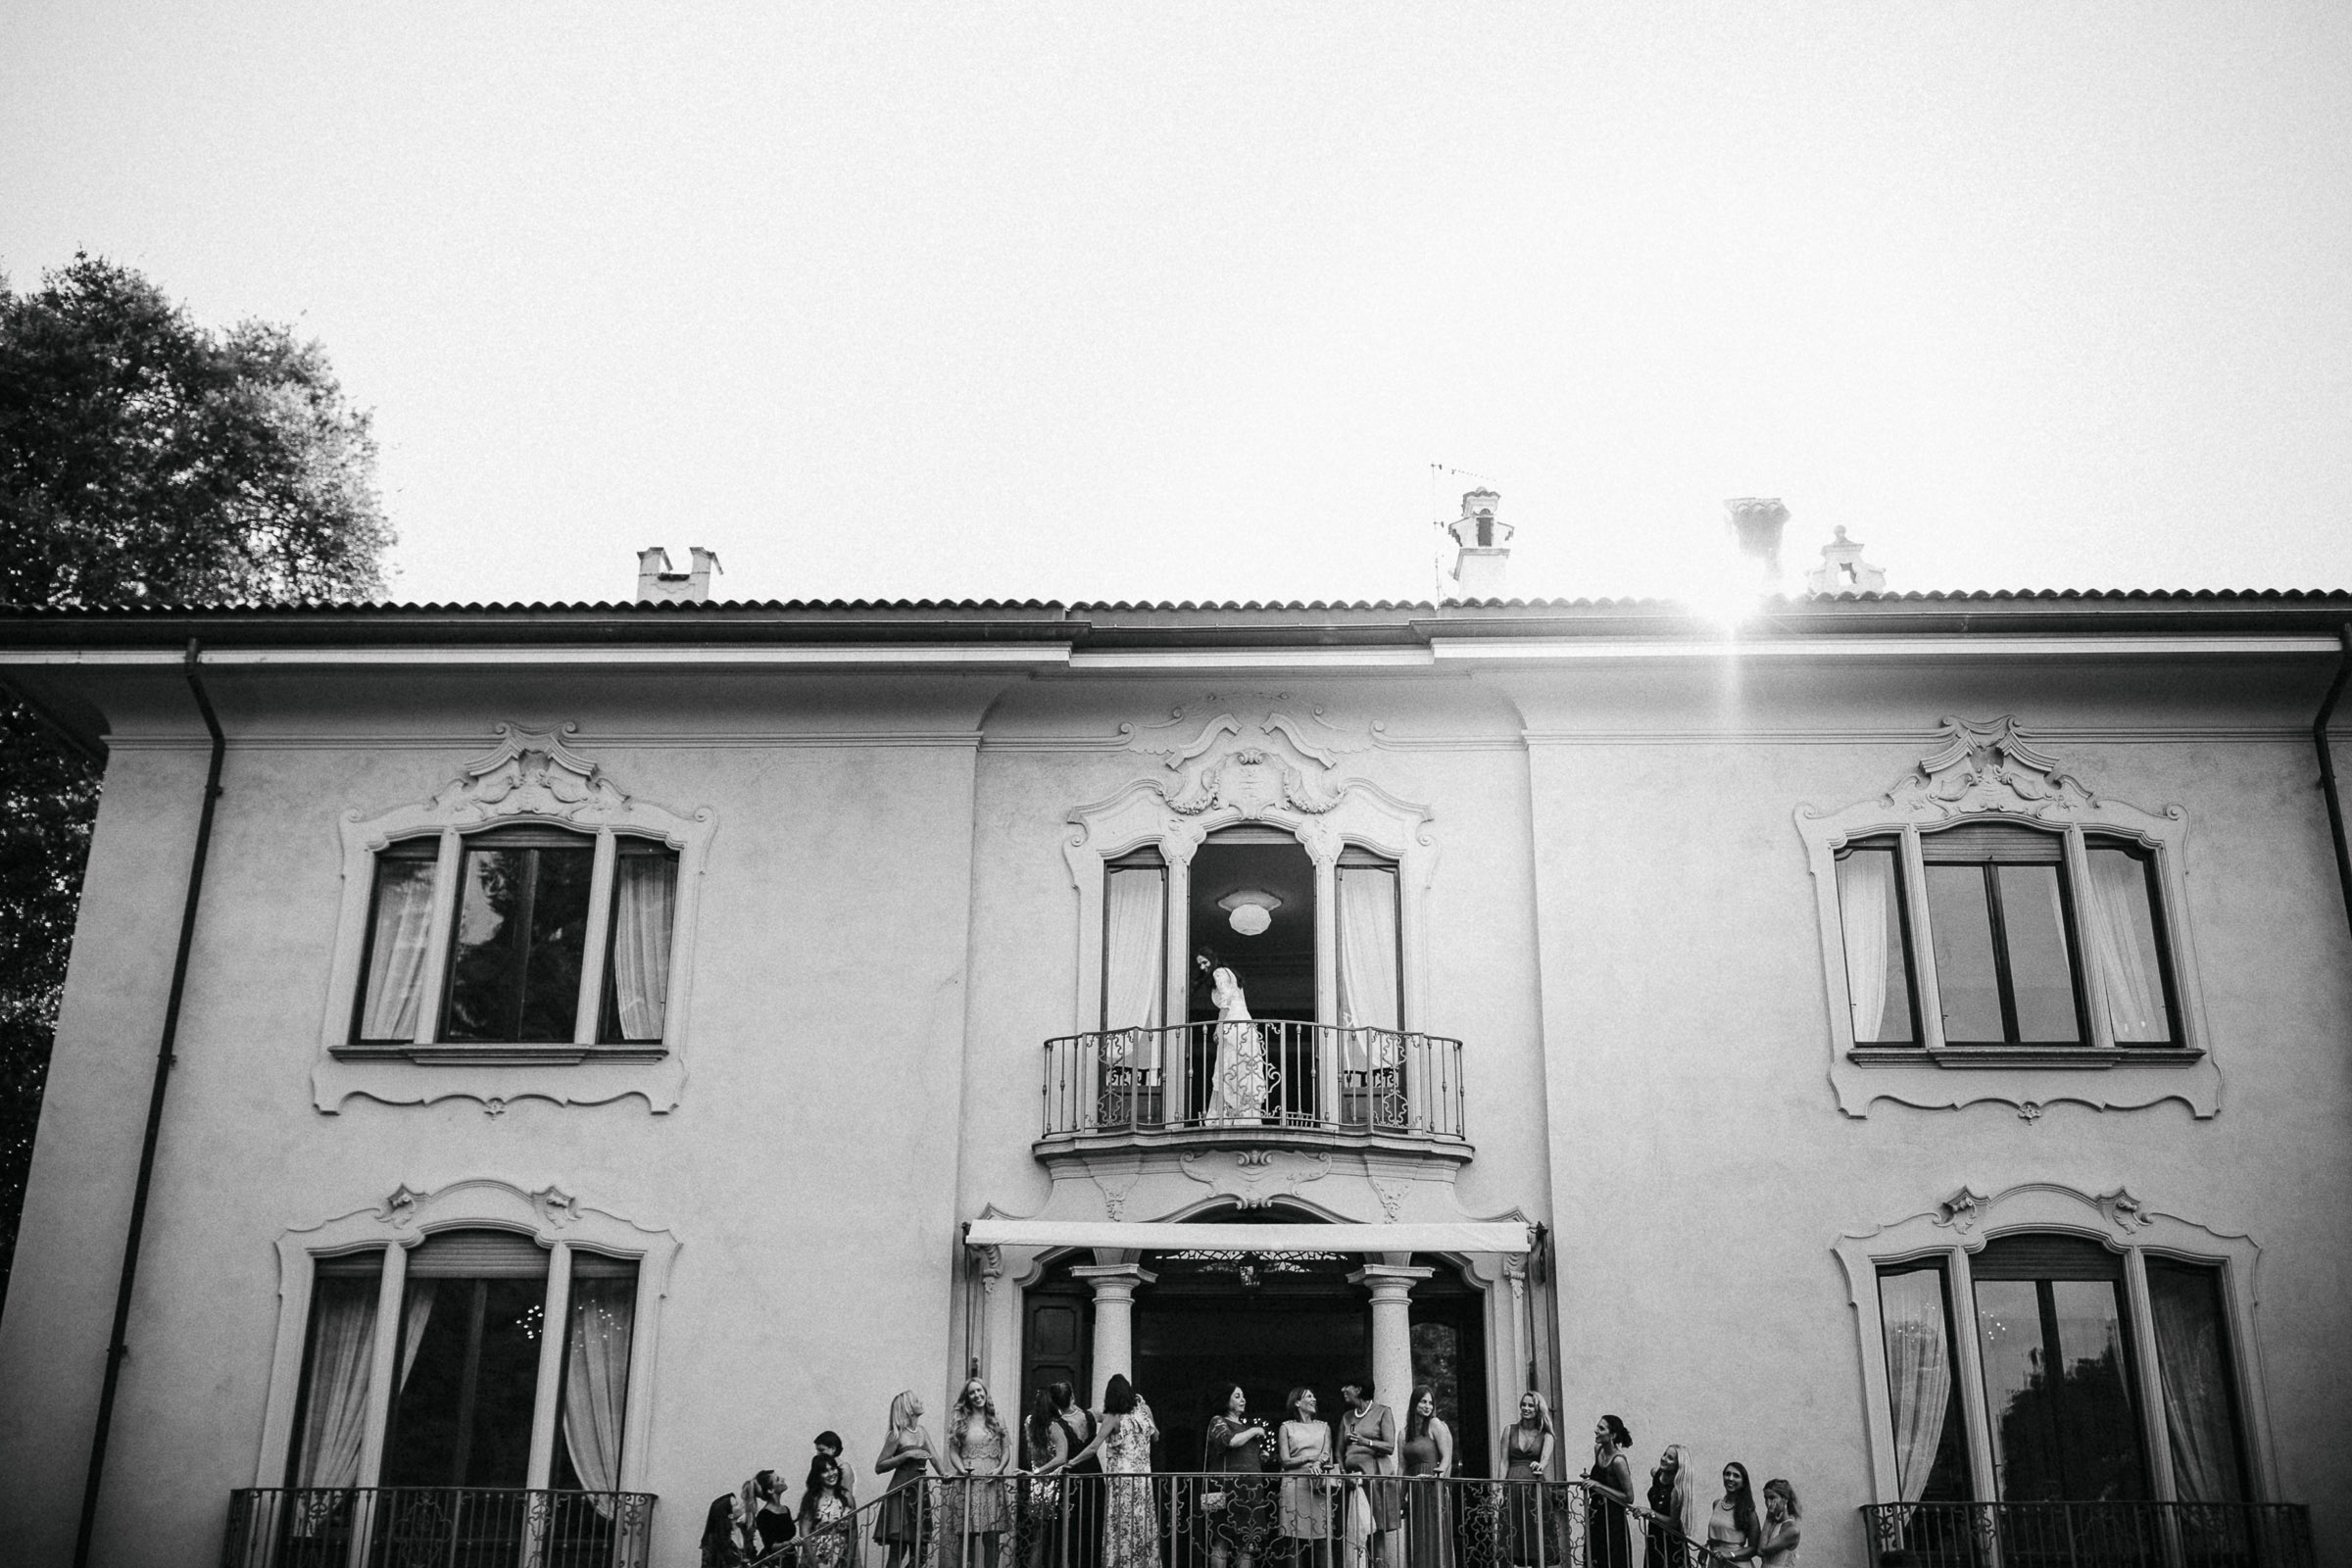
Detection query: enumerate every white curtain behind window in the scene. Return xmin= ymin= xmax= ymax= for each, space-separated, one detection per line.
xmin=291 ymin=1283 xmax=380 ymax=1490
xmin=2084 ymin=850 xmax=2166 ymax=1042
xmin=1879 ymin=1270 xmax=1954 ymax=1505
xmin=359 ymin=861 xmax=437 ymax=1040
xmin=610 ymin=856 xmax=677 ymax=1040
xmin=1836 ymin=853 xmax=1894 ymax=1043
xmin=564 ymin=1278 xmax=638 ymax=1513
xmin=2149 ymin=1267 xmax=2243 ymax=1502
xmin=1102 ymin=869 xmax=1166 ymax=1064
xmin=1337 ymin=868 xmax=1400 ymax=1071
xmin=399 ymin=1282 xmax=437 ymax=1387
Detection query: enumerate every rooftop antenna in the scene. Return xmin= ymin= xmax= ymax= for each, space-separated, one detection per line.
xmin=1429 ymin=464 xmax=1496 ymax=601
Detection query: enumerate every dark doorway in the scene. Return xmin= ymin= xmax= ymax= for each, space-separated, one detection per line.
xmin=1187 ymin=828 xmax=1318 ymax=1123
xmin=1020 ymin=1278 xmax=1095 ymax=1454
xmin=1132 ymin=1250 xmax=1368 ymax=1473
xmin=1409 ymin=1264 xmax=1492 ymax=1477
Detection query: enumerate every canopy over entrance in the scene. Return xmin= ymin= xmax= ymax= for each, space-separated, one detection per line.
xmin=965 ymin=1219 xmax=1533 ymax=1253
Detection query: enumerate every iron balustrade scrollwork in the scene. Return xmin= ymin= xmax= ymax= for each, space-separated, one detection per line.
xmin=1041 ymin=1023 xmax=1466 ymax=1144
xmin=749 ymin=1471 xmax=1729 ymax=1568
xmin=1858 ymin=1499 xmax=2315 ymax=1568
xmin=221 ymin=1486 xmax=656 ymax=1568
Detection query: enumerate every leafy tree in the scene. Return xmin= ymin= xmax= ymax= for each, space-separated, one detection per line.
xmin=0 ymin=255 xmax=392 ymax=1313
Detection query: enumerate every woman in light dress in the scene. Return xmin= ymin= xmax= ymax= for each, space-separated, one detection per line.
xmin=1057 ymin=1373 xmax=1161 ymax=1568
xmin=1203 ymin=965 xmax=1272 ymax=1124
xmin=1749 ymin=1481 xmax=1800 ymax=1568
xmin=1279 ymin=1387 xmax=1337 ymax=1568
xmin=944 ymin=1378 xmax=1014 ymax=1568
xmin=1705 ymin=1465 xmax=1760 ymax=1568
xmin=799 ymin=1452 xmax=858 ymax=1568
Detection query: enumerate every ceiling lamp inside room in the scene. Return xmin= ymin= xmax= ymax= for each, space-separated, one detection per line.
xmin=1217 ymin=889 xmax=1283 ymax=936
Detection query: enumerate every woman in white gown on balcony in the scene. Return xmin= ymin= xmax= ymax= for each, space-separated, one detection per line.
xmin=1202 ymin=965 xmax=1272 ymax=1124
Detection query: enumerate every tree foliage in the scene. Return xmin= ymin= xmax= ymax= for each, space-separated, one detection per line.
xmin=0 ymin=255 xmax=393 ymax=1313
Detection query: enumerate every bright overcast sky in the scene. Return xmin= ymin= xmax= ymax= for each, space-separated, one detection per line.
xmin=5 ymin=5 xmax=2349 ymax=607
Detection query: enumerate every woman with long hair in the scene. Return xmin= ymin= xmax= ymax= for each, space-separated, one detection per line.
xmin=1752 ymin=1482 xmax=1800 ymax=1568
xmin=1057 ymin=1373 xmax=1160 ymax=1568
xmin=1639 ymin=1446 xmax=1694 ymax=1568
xmin=945 ymin=1377 xmax=1014 ymax=1568
xmin=1499 ymin=1392 xmax=1555 ymax=1567
xmin=1278 ymin=1387 xmax=1336 ymax=1568
xmin=1203 ymin=1382 xmax=1275 ymax=1568
xmin=876 ymin=1390 xmax=942 ymax=1568
xmin=1025 ymin=1387 xmax=1070 ymax=1568
xmin=1584 ymin=1417 xmax=1635 ymax=1568
xmin=702 ymin=1494 xmax=752 ymax=1568
xmin=800 ymin=1451 xmax=858 ymax=1568
xmin=744 ymin=1470 xmax=796 ymax=1563
xmin=1706 ymin=1465 xmax=1760 ymax=1568
xmin=1400 ymin=1386 xmax=1455 ymax=1568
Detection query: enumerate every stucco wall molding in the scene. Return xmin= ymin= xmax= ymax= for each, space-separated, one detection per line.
xmin=255 ymin=1177 xmax=678 ymax=1494
xmin=1795 ymin=715 xmax=2221 ymax=1118
xmin=312 ymin=722 xmax=717 ymax=1113
xmin=1835 ymin=1181 xmax=2278 ymax=1508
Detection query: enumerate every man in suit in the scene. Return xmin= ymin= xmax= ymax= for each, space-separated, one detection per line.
xmin=1338 ymin=1377 xmax=1402 ymax=1568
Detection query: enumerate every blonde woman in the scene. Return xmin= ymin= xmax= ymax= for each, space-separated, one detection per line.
xmin=1499 ymin=1392 xmax=1555 ymax=1567
xmin=876 ymin=1390 xmax=941 ymax=1568
xmin=1639 ymin=1446 xmax=1694 ymax=1568
xmin=945 ymin=1377 xmax=1014 ymax=1568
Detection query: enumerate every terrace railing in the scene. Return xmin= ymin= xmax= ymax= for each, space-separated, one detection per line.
xmin=221 ymin=1486 xmax=656 ymax=1568
xmin=757 ymin=1471 xmax=1715 ymax=1568
xmin=1041 ymin=1022 xmax=1467 ymax=1147
xmin=1859 ymin=1500 xmax=2315 ymax=1568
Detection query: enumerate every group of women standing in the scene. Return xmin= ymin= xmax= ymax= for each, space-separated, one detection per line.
xmin=1500 ymin=1397 xmax=1803 ymax=1568
xmin=708 ymin=1384 xmax=1799 ymax=1568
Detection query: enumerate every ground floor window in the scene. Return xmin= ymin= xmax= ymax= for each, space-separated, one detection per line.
xmin=285 ymin=1228 xmax=638 ymax=1494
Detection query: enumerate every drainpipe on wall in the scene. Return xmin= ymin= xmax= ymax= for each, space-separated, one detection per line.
xmin=72 ymin=640 xmax=225 ymax=1568
xmin=2316 ymin=624 xmax=2352 ymax=947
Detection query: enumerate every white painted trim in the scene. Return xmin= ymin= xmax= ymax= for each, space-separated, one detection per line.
xmin=1432 ymin=635 xmax=2342 ymax=662
xmin=1834 ymin=1182 xmax=2278 ymax=1505
xmin=255 ymin=1179 xmax=679 ymax=1494
xmin=0 ymin=645 xmax=1071 ymax=667
xmin=1066 ymin=649 xmax=1436 ymax=669
xmin=967 ymin=1219 xmax=1531 ymax=1252
xmin=313 ymin=724 xmax=716 ymax=1114
xmin=1794 ymin=716 xmax=2220 ymax=1118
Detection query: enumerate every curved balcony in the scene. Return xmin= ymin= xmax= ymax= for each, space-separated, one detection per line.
xmin=1039 ymin=1019 xmax=1468 ymax=1159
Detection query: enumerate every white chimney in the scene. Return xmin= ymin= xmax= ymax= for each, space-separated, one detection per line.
xmin=1723 ymin=498 xmax=1790 ymax=588
xmin=1805 ymin=526 xmax=1886 ymax=596
xmin=636 ymin=546 xmax=723 ymax=604
xmin=1445 ymin=489 xmax=1513 ymax=599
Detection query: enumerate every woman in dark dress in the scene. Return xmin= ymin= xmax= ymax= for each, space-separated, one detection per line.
xmin=1400 ymin=1386 xmax=1454 ymax=1568
xmin=1500 ymin=1392 xmax=1555 ymax=1567
xmin=1640 ymin=1446 xmax=1692 ymax=1568
xmin=876 ymin=1390 xmax=942 ymax=1568
xmin=1203 ymin=1382 xmax=1274 ymax=1568
xmin=1583 ymin=1416 xmax=1635 ymax=1568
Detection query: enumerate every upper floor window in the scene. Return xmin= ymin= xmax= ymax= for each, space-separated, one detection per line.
xmin=1838 ymin=824 xmax=2179 ymax=1051
xmin=353 ymin=828 xmax=678 ymax=1050
xmin=1799 ymin=717 xmax=2216 ymax=1115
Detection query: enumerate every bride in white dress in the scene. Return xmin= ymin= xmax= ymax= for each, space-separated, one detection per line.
xmin=1202 ymin=965 xmax=1272 ymax=1123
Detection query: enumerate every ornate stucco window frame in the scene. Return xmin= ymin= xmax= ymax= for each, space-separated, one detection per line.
xmin=1062 ymin=707 xmax=1437 ymax=1130
xmin=313 ymin=725 xmax=715 ymax=1113
xmin=1834 ymin=1182 xmax=2278 ymax=1506
xmin=253 ymin=1178 xmax=678 ymax=1494
xmin=1796 ymin=716 xmax=2219 ymax=1118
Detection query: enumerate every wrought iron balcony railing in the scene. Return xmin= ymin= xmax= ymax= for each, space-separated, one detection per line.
xmin=222 ymin=1486 xmax=656 ymax=1568
xmin=1041 ymin=1020 xmax=1467 ymax=1146
xmin=756 ymin=1471 xmax=1715 ymax=1568
xmin=1860 ymin=1499 xmax=2314 ymax=1568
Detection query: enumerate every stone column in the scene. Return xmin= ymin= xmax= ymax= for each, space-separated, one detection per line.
xmin=1071 ymin=1262 xmax=1156 ymax=1407
xmin=1353 ymin=1263 xmax=1433 ymax=1568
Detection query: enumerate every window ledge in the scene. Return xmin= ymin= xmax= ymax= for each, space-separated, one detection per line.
xmin=1849 ymin=1045 xmax=2205 ymax=1071
xmin=331 ymin=1043 xmax=670 ymax=1066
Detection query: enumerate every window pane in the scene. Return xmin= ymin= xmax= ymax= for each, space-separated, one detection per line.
xmin=1996 ymin=864 xmax=2081 ymax=1043
xmin=603 ymin=849 xmax=677 ymax=1043
xmin=2086 ymin=847 xmax=2174 ymax=1043
xmin=1877 ymin=1266 xmax=1968 ymax=1501
xmin=2046 ymin=1280 xmax=2143 ymax=1499
xmin=1974 ymin=1278 xmax=2058 ymax=1498
xmin=444 ymin=843 xmax=594 ymax=1042
xmin=356 ymin=857 xmax=437 ymax=1041
xmin=383 ymin=1268 xmax=547 ymax=1489
xmin=1926 ymin=865 xmax=2002 ymax=1042
xmin=2146 ymin=1261 xmax=2249 ymax=1502
xmin=554 ymin=1255 xmax=639 ymax=1492
xmin=289 ymin=1260 xmax=382 ymax=1489
xmin=1837 ymin=848 xmax=1914 ymax=1043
